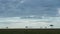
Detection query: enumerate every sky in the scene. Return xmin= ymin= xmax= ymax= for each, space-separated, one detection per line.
xmin=0 ymin=0 xmax=60 ymax=28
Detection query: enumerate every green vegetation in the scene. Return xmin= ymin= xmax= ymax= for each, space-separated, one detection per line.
xmin=0 ymin=29 xmax=60 ymax=34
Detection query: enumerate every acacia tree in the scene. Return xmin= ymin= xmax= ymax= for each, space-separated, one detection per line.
xmin=50 ymin=24 xmax=54 ymax=28
xmin=6 ymin=27 xmax=8 ymax=29
xmin=25 ymin=26 xmax=28 ymax=29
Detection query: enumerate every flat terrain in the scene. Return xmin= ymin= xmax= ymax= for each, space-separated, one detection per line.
xmin=0 ymin=29 xmax=60 ymax=34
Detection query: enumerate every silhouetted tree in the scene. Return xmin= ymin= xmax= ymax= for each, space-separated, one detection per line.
xmin=25 ymin=26 xmax=28 ymax=29
xmin=6 ymin=27 xmax=8 ymax=29
xmin=50 ymin=24 xmax=54 ymax=28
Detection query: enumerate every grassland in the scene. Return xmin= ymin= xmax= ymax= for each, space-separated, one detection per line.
xmin=0 ymin=29 xmax=60 ymax=34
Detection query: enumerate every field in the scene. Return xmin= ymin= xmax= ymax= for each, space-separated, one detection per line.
xmin=0 ymin=29 xmax=60 ymax=34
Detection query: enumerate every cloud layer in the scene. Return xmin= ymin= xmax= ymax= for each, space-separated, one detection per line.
xmin=0 ymin=0 xmax=60 ymax=28
xmin=0 ymin=17 xmax=59 ymax=28
xmin=0 ymin=0 xmax=60 ymax=17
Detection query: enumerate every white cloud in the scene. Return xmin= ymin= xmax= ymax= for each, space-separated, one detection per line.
xmin=0 ymin=17 xmax=50 ymax=28
xmin=20 ymin=0 xmax=26 ymax=3
xmin=57 ymin=8 xmax=60 ymax=15
xmin=7 ymin=21 xmax=50 ymax=28
xmin=0 ymin=17 xmax=60 ymax=28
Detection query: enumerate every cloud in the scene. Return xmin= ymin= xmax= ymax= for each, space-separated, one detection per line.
xmin=0 ymin=0 xmax=60 ymax=17
xmin=0 ymin=17 xmax=50 ymax=28
xmin=0 ymin=0 xmax=60 ymax=28
xmin=57 ymin=8 xmax=60 ymax=15
xmin=20 ymin=0 xmax=25 ymax=3
xmin=7 ymin=21 xmax=50 ymax=28
xmin=0 ymin=17 xmax=60 ymax=28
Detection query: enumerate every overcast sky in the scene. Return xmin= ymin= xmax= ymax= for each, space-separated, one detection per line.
xmin=0 ymin=0 xmax=60 ymax=28
xmin=0 ymin=0 xmax=60 ymax=17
